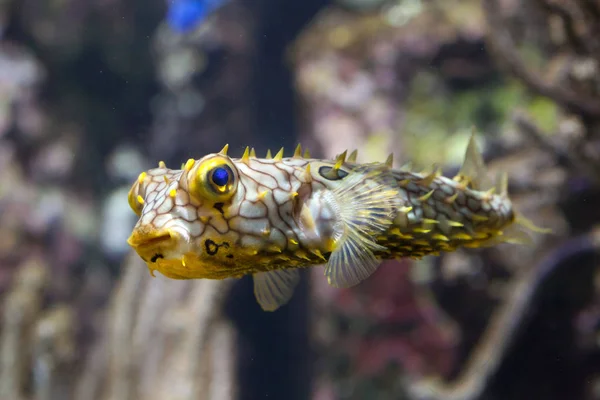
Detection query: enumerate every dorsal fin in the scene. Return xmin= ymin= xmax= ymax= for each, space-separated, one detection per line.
xmin=515 ymin=212 xmax=553 ymax=234
xmin=455 ymin=129 xmax=492 ymax=190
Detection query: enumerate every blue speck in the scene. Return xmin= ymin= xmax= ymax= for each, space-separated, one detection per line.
xmin=211 ymin=167 xmax=229 ymax=186
xmin=166 ymin=0 xmax=227 ymax=33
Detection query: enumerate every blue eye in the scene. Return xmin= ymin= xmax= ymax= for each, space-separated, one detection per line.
xmin=211 ymin=167 xmax=229 ymax=186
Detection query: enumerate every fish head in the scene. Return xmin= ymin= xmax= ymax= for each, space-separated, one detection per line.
xmin=127 ymin=153 xmax=246 ymax=279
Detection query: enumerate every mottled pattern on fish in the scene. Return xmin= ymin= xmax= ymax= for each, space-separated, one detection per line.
xmin=127 ymin=136 xmax=545 ymax=311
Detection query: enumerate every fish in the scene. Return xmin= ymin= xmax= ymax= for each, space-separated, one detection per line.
xmin=126 ymin=134 xmax=550 ymax=311
xmin=166 ymin=0 xmax=228 ymax=33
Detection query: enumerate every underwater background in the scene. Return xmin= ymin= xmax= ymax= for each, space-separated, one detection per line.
xmin=1 ymin=0 xmax=600 ymax=399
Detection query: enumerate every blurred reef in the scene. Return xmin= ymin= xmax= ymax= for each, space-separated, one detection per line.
xmin=1 ymin=0 xmax=600 ymax=399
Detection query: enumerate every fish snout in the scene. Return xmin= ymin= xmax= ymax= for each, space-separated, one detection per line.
xmin=127 ymin=228 xmax=178 ymax=264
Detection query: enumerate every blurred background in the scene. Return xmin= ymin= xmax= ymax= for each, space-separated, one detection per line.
xmin=1 ymin=0 xmax=600 ymax=399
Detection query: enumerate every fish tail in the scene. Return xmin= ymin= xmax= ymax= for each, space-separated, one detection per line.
xmin=498 ymin=211 xmax=553 ymax=246
xmin=459 ymin=129 xmax=551 ymax=246
xmin=445 ymin=129 xmax=551 ymax=248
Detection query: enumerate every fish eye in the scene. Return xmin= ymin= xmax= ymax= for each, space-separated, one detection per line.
xmin=211 ymin=167 xmax=230 ymax=187
xmin=188 ymin=156 xmax=238 ymax=202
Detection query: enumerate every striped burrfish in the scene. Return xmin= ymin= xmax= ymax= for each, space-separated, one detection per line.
xmin=127 ymin=135 xmax=548 ymax=311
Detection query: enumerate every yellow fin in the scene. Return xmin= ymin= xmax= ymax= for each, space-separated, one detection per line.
xmin=477 ymin=213 xmax=551 ymax=248
xmin=515 ymin=213 xmax=553 ymax=235
xmin=455 ymin=129 xmax=492 ymax=190
xmin=484 ymin=226 xmax=532 ymax=246
xmin=324 ymin=167 xmax=400 ymax=288
xmin=253 ymin=269 xmax=300 ymax=311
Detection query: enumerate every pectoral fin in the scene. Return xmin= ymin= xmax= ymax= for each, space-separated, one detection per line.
xmin=253 ymin=269 xmax=300 ymax=311
xmin=324 ymin=167 xmax=401 ymax=288
xmin=325 ymin=227 xmax=386 ymax=288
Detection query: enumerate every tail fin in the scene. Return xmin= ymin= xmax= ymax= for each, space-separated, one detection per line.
xmin=514 ymin=212 xmax=553 ymax=235
xmin=493 ymin=212 xmax=554 ymax=247
xmin=457 ymin=128 xmax=553 ymax=246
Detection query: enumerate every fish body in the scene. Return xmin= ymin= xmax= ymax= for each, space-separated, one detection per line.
xmin=127 ymin=136 xmax=545 ymax=311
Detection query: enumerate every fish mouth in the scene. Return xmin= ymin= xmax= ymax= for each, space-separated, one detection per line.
xmin=127 ymin=231 xmax=176 ymax=264
xmin=127 ymin=230 xmax=176 ymax=253
xmin=128 ymin=233 xmax=173 ymax=250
